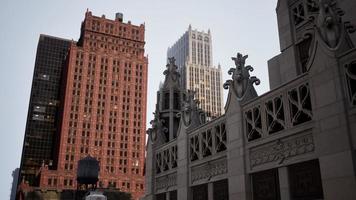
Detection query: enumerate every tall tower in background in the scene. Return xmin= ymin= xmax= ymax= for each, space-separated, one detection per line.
xmin=167 ymin=25 xmax=224 ymax=118
xmin=17 ymin=11 xmax=148 ymax=200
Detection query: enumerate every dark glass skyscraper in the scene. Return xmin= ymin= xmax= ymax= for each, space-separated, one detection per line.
xmin=18 ymin=35 xmax=70 ymax=186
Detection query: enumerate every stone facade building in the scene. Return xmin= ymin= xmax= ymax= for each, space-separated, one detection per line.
xmin=18 ymin=11 xmax=147 ymax=200
xmin=167 ymin=26 xmax=224 ymax=118
xmin=144 ymin=0 xmax=356 ymax=199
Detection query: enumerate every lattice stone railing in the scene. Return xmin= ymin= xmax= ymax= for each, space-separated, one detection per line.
xmin=345 ymin=60 xmax=356 ymax=106
xmin=155 ymin=141 xmax=177 ymax=174
xmin=243 ymin=74 xmax=313 ymax=142
xmin=189 ymin=117 xmax=227 ymax=162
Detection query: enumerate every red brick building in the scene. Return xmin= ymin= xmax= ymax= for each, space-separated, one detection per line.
xmin=18 ymin=11 xmax=147 ymax=200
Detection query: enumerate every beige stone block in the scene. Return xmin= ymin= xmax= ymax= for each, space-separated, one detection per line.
xmin=178 ymin=187 xmax=189 ymax=200
xmin=315 ymin=127 xmax=350 ymax=155
xmin=319 ymin=114 xmax=342 ymax=132
xmin=314 ymin=80 xmax=337 ymax=108
xmin=227 ymin=121 xmax=243 ymax=142
xmin=322 ymin=176 xmax=356 ymax=200
xmin=320 ymin=151 xmax=355 ymax=179
xmin=314 ymin=101 xmax=344 ymax=120
xmin=268 ymin=55 xmax=282 ymax=89
xmin=228 ymin=174 xmax=251 ymax=195
xmin=228 ymin=156 xmax=245 ymax=176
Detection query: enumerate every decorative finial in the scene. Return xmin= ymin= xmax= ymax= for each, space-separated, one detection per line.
xmin=178 ymin=89 xmax=205 ymax=127
xmin=224 ymin=52 xmax=260 ymax=101
xmin=168 ymin=57 xmax=176 ymax=65
xmin=163 ymin=57 xmax=180 ymax=83
xmin=149 ymin=111 xmax=168 ymax=143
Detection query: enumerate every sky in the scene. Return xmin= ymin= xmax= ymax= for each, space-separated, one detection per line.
xmin=0 ymin=0 xmax=279 ymax=198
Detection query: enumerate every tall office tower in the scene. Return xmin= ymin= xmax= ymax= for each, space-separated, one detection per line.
xmin=167 ymin=25 xmax=224 ymax=118
xmin=17 ymin=11 xmax=148 ymax=200
xmin=10 ymin=168 xmax=20 ymax=200
xmin=18 ymin=35 xmax=71 ymax=187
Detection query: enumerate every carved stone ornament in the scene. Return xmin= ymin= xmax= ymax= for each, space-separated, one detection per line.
xmin=155 ymin=173 xmax=177 ymax=191
xmin=191 ymin=158 xmax=227 ymax=183
xmin=249 ymin=133 xmax=315 ymax=169
xmin=316 ymin=0 xmax=342 ymax=48
xmin=180 ymin=90 xmax=194 ymax=126
xmin=149 ymin=111 xmax=168 ymax=143
xmin=223 ymin=53 xmax=260 ymax=101
xmin=164 ymin=57 xmax=180 ymax=83
xmin=315 ymin=0 xmax=356 ymax=49
xmin=177 ymin=90 xmax=206 ymax=128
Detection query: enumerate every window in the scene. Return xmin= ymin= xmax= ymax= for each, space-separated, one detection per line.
xmin=297 ymin=35 xmax=312 ymax=73
xmin=252 ymin=169 xmax=280 ymax=200
xmin=33 ymin=105 xmax=46 ymax=113
xmin=163 ymin=92 xmax=170 ymax=110
xmin=288 ymin=160 xmax=323 ymax=199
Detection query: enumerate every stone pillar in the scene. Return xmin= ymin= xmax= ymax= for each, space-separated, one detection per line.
xmin=143 ymin=140 xmax=155 ymax=200
xmin=208 ymin=182 xmax=214 ymax=200
xmin=278 ymin=167 xmax=291 ymax=200
xmin=177 ymin=124 xmax=189 ymax=200
xmin=309 ymin=41 xmax=356 ymax=199
xmin=225 ymin=90 xmax=252 ymax=200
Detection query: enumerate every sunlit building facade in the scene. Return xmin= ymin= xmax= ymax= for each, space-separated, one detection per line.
xmin=167 ymin=26 xmax=224 ymax=118
xmin=17 ymin=11 xmax=148 ymax=200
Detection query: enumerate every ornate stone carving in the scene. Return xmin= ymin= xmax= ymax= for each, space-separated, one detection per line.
xmin=156 ymin=172 xmax=177 ymax=191
xmin=307 ymin=0 xmax=319 ymax=13
xmin=249 ymin=133 xmax=315 ymax=168
xmin=164 ymin=57 xmax=180 ymax=83
xmin=316 ymin=0 xmax=342 ymax=48
xmin=178 ymin=90 xmax=206 ymax=128
xmin=149 ymin=112 xmax=168 ymax=144
xmin=223 ymin=53 xmax=260 ymax=101
xmin=191 ymin=158 xmax=227 ymax=183
xmin=293 ymin=2 xmax=306 ymax=25
xmin=315 ymin=0 xmax=356 ymax=48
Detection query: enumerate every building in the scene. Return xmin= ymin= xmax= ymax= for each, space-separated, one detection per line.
xmin=17 ymin=11 xmax=148 ymax=200
xmin=18 ymin=35 xmax=71 ymax=187
xmin=10 ymin=168 xmax=20 ymax=200
xmin=167 ymin=26 xmax=224 ymax=118
xmin=15 ymin=188 xmax=131 ymax=200
xmin=143 ymin=0 xmax=356 ymax=199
